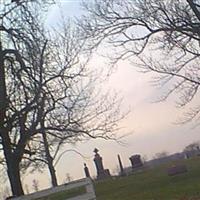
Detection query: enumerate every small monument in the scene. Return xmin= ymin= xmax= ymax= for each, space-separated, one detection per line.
xmin=167 ymin=164 xmax=187 ymax=176
xmin=84 ymin=163 xmax=91 ymax=178
xmin=129 ymin=154 xmax=143 ymax=169
xmin=93 ymin=148 xmax=110 ymax=179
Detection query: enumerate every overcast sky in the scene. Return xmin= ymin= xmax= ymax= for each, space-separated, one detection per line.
xmin=20 ymin=0 xmax=200 ymax=192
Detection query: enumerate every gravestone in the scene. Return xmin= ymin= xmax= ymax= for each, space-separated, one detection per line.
xmin=93 ymin=148 xmax=111 ymax=180
xmin=118 ymin=154 xmax=125 ymax=176
xmin=167 ymin=164 xmax=187 ymax=176
xmin=84 ymin=163 xmax=91 ymax=178
xmin=129 ymin=154 xmax=143 ymax=169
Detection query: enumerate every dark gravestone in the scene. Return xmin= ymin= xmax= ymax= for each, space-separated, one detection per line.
xmin=84 ymin=163 xmax=91 ymax=178
xmin=93 ymin=148 xmax=111 ymax=180
xmin=118 ymin=154 xmax=125 ymax=176
xmin=167 ymin=164 xmax=187 ymax=176
xmin=129 ymin=154 xmax=143 ymax=169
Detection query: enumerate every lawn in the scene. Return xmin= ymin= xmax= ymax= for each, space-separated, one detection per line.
xmin=95 ymin=157 xmax=200 ymax=200
xmin=28 ymin=157 xmax=200 ymax=200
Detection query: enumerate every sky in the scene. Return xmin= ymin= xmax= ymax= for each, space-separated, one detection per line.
xmin=5 ymin=0 xmax=200 ymax=194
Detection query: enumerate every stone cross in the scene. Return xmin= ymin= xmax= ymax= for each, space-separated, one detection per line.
xmin=93 ymin=148 xmax=104 ymax=175
xmin=93 ymin=148 xmax=111 ymax=179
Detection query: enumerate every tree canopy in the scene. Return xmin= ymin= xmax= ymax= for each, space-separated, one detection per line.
xmin=0 ymin=0 xmax=126 ymax=196
xmin=79 ymin=0 xmax=200 ymax=124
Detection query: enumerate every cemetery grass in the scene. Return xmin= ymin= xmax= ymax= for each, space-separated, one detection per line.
xmin=95 ymin=157 xmax=200 ymax=200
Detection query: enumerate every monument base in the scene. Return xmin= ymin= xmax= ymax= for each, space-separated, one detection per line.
xmin=97 ymin=169 xmax=111 ymax=180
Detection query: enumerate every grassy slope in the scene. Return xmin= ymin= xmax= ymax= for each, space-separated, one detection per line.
xmin=95 ymin=157 xmax=200 ymax=200
xmin=31 ymin=157 xmax=200 ymax=200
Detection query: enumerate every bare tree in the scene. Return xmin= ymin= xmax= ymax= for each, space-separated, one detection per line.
xmin=19 ymin=21 xmax=126 ymax=188
xmin=79 ymin=0 xmax=200 ymax=124
xmin=0 ymin=0 xmax=53 ymax=196
xmin=0 ymin=0 xmax=126 ymax=196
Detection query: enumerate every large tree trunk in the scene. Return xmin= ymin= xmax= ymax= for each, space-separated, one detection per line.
xmin=7 ymin=158 xmax=24 ymax=196
xmin=0 ymin=41 xmax=24 ymax=197
xmin=1 ymin=132 xmax=24 ymax=196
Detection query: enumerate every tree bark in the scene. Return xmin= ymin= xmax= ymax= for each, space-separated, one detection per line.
xmin=1 ymin=133 xmax=24 ymax=196
xmin=187 ymin=0 xmax=200 ymax=22
xmin=42 ymin=129 xmax=58 ymax=187
xmin=0 ymin=41 xmax=24 ymax=197
xmin=6 ymin=157 xmax=24 ymax=196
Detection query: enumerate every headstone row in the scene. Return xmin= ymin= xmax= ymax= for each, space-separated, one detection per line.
xmin=84 ymin=148 xmax=144 ymax=179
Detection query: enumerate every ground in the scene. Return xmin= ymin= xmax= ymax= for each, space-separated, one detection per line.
xmin=95 ymin=157 xmax=200 ymax=200
xmin=35 ymin=157 xmax=200 ymax=200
